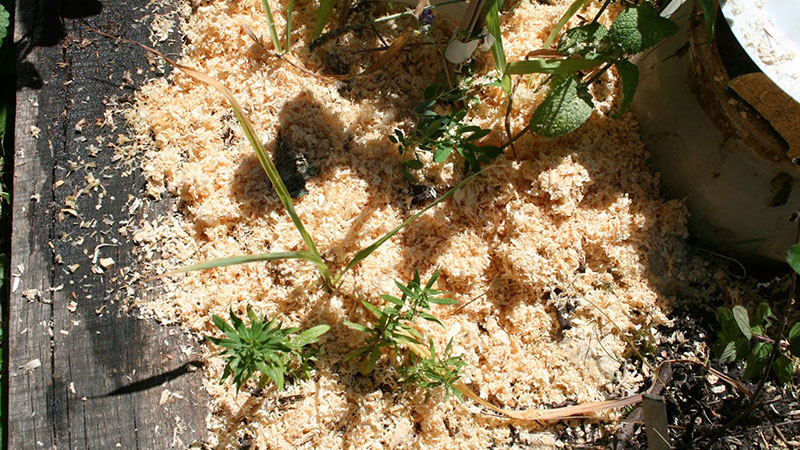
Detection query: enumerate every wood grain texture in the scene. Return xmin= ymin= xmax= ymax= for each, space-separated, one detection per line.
xmin=10 ymin=1 xmax=209 ymax=448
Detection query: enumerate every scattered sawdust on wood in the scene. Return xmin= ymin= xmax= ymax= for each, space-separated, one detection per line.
xmin=126 ymin=0 xmax=689 ymax=448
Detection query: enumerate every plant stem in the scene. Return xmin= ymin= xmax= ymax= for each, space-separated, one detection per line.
xmin=500 ymin=127 xmax=527 ymax=151
xmin=261 ymin=0 xmax=284 ymax=54
xmin=285 ymin=0 xmax=294 ymax=52
xmin=592 ymin=0 xmax=614 ymax=23
xmin=584 ymin=62 xmax=612 ymax=84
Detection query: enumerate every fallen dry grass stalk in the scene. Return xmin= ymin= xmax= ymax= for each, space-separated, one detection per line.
xmin=405 ymin=335 xmax=643 ymax=421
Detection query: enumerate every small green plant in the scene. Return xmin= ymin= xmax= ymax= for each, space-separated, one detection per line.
xmin=398 ymin=337 xmax=465 ymax=401
xmin=713 ymin=302 xmax=797 ymax=383
xmin=344 ymin=270 xmax=465 ymax=400
xmin=207 ymin=307 xmax=330 ymax=391
xmin=713 ymin=242 xmax=800 ymax=384
xmin=344 ymin=269 xmax=458 ymax=372
xmin=391 ymin=79 xmax=501 ymax=178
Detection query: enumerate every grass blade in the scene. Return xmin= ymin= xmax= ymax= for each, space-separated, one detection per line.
xmin=485 ymin=0 xmax=511 ymax=95
xmin=313 ymin=0 xmax=335 ymax=39
xmin=543 ymin=0 xmax=589 ymax=48
xmin=261 ymin=0 xmax=284 ymax=54
xmin=333 ymin=171 xmax=482 ymax=285
xmin=165 ymin=251 xmax=328 ymax=276
xmin=485 ymin=0 xmax=506 ymax=73
xmin=141 ymin=49 xmax=332 ymax=283
xmin=284 ymin=0 xmax=294 ymax=52
xmin=82 ymin=33 xmax=325 ymax=268
xmin=506 ymin=57 xmax=601 ymax=75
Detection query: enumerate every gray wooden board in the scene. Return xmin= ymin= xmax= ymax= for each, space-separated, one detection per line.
xmin=11 ymin=1 xmax=210 ymax=448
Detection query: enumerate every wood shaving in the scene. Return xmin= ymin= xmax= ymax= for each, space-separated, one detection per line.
xmin=99 ymin=257 xmax=116 ymax=269
xmin=20 ymin=359 xmax=42 ymax=373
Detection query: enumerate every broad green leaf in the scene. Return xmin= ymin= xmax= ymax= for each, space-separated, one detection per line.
xmin=753 ymin=302 xmax=771 ymax=326
xmin=433 ymin=147 xmax=451 ymax=163
xmin=698 ymin=0 xmax=717 ymax=40
xmin=246 ymin=306 xmax=259 ymax=326
xmin=544 ymin=0 xmax=590 ymax=47
xmin=789 ymin=322 xmax=800 ymax=341
xmin=732 ymin=305 xmax=751 ymax=340
xmin=333 ymin=171 xmax=482 ymax=285
xmin=506 ymin=57 xmax=603 ymax=75
xmin=313 ymin=0 xmax=335 ymax=39
xmin=742 ymin=342 xmax=771 ymax=381
xmin=212 ymin=315 xmax=235 ymax=335
xmin=229 ymin=308 xmax=245 ymax=332
xmin=716 ymin=307 xmax=738 ymax=339
xmin=557 ymin=22 xmax=610 ymax=59
xmin=405 ymin=159 xmax=424 ymax=170
xmin=787 ymin=244 xmax=800 ymax=274
xmin=465 ymin=129 xmax=491 ymax=141
xmin=261 ymin=0 xmax=284 ymax=54
xmin=773 ymin=355 xmax=794 ymax=384
xmin=528 ymin=75 xmax=593 ymax=137
xmin=485 ymin=0 xmax=507 ymax=74
xmin=608 ymin=3 xmax=678 ymax=54
xmin=734 ymin=335 xmax=751 ymax=360
xmin=789 ymin=323 xmax=800 ymax=356
xmin=293 ymin=324 xmax=330 ymax=347
xmin=719 ymin=340 xmax=736 ymax=362
xmin=613 ymin=59 xmax=638 ymax=117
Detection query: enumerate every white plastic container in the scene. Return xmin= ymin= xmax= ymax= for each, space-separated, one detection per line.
xmin=631 ymin=0 xmax=800 ymax=262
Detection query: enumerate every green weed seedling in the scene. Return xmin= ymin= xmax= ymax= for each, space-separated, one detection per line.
xmin=713 ymin=242 xmax=800 ymax=385
xmin=207 ymin=306 xmax=330 ymax=391
xmin=398 ymin=337 xmax=466 ymax=401
xmin=714 ymin=303 xmax=791 ymax=382
xmin=715 ymin=302 xmax=799 ymax=384
xmin=391 ymin=79 xmax=500 ymax=179
xmin=344 ymin=270 xmax=465 ymax=400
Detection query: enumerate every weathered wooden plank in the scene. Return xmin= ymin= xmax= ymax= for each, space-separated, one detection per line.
xmin=11 ymin=1 xmax=209 ymax=448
